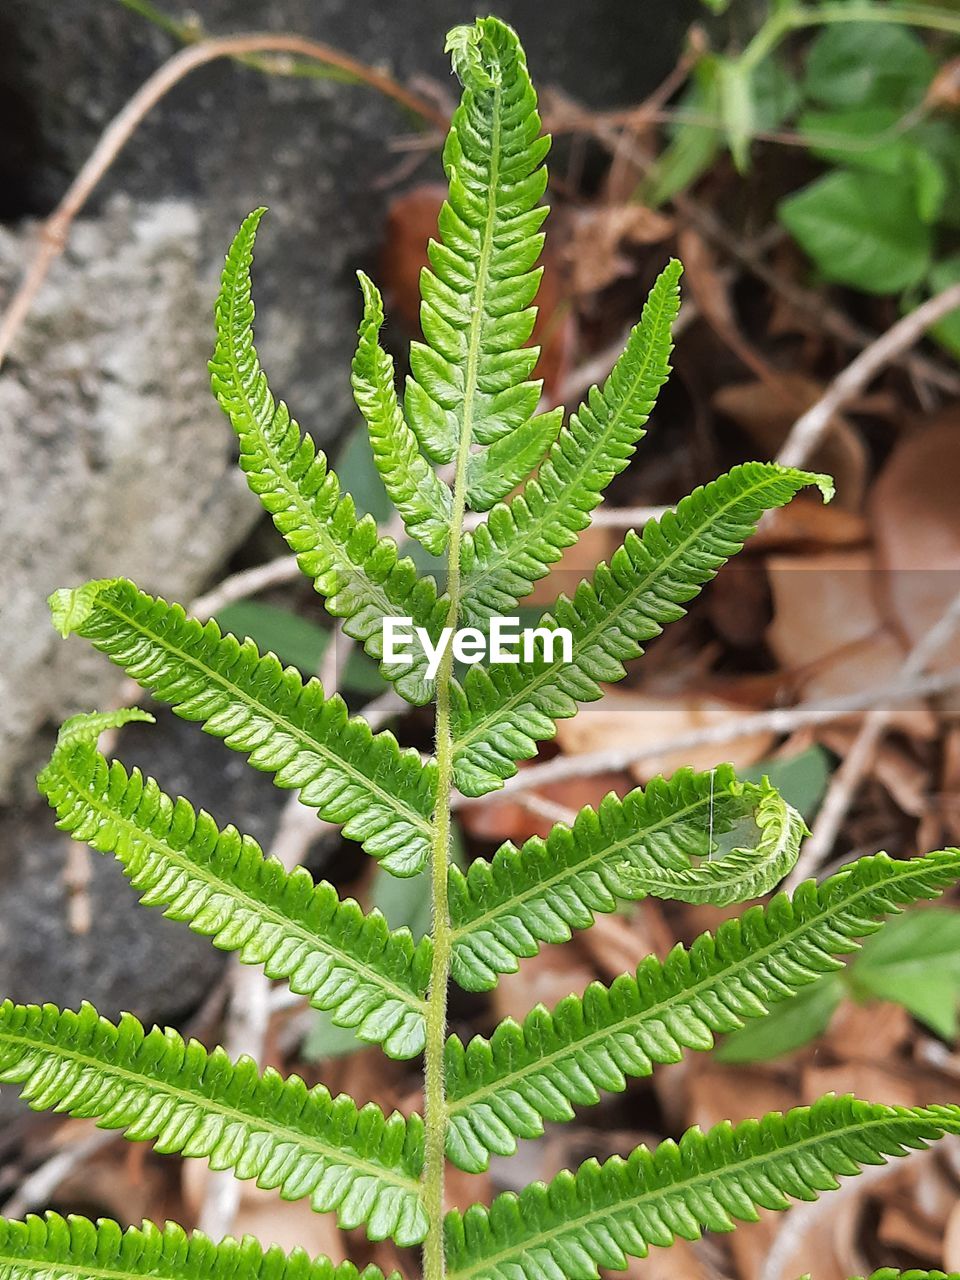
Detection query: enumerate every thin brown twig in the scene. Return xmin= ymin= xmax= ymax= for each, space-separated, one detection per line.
xmin=554 ymin=93 xmax=960 ymax=399
xmin=776 ymin=281 xmax=960 ymax=470
xmin=189 ymin=554 xmax=302 ymax=620
xmin=678 ymin=198 xmax=960 ymax=400
xmin=785 ymin=589 xmax=960 ymax=891
xmin=454 ymin=667 xmax=960 ymax=806
xmin=0 ymin=33 xmax=446 ymax=372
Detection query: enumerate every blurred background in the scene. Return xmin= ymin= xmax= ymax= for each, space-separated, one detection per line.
xmin=2 ymin=1 xmax=960 ymax=1276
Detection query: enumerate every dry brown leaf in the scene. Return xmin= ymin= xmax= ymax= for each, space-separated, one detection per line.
xmin=942 ymin=727 xmax=960 ymax=842
xmin=748 ymin=497 xmax=869 ymax=551
xmin=927 ymin=57 xmax=960 ymax=109
xmin=492 ymin=943 xmax=594 ymax=1026
xmin=380 ymin=183 xmax=572 ymax=396
xmin=618 ymin=1240 xmax=708 ymax=1280
xmin=577 ymin=900 xmax=673 ymax=979
xmin=523 ymin=524 xmax=621 ymax=606
xmin=819 ymin=726 xmax=933 ymax=813
xmin=564 ymin=204 xmax=673 ymax=296
xmin=713 ymin=373 xmax=868 ymax=509
xmin=459 ymin=769 xmax=631 ymax=844
xmin=554 ymin=688 xmax=775 ymax=780
xmin=870 ymin=411 xmax=960 ymax=686
xmin=182 ymin=1167 xmax=345 ymax=1257
xmin=823 ymin=995 xmax=913 ymax=1062
xmin=765 ymin=548 xmax=910 ymax=709
xmin=943 ymin=1196 xmax=960 ymax=1272
xmin=878 ymin=1200 xmax=944 ymax=1263
xmin=444 ymin=1161 xmax=493 ymax=1215
xmin=803 ymin=1062 xmax=919 ymax=1110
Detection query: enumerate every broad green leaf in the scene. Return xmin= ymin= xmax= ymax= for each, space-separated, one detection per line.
xmin=850 ymin=907 xmax=960 ymax=1039
xmin=645 ymin=57 xmax=722 ymax=207
xmin=716 ymin=976 xmax=843 ymax=1063
xmin=742 ymin=745 xmax=831 ymax=823
xmin=799 ymin=109 xmax=948 ymax=223
xmin=779 ymin=169 xmax=933 ymax=294
xmin=803 ymin=23 xmax=935 ymax=111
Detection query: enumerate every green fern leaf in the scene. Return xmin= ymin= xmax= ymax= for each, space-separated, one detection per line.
xmin=0 ymin=1002 xmax=428 ymax=1245
xmin=405 ymin=17 xmax=555 ymax=504
xmin=460 ymin=260 xmax=682 ymax=628
xmin=445 ymin=1095 xmax=960 ymax=1280
xmin=37 ymin=711 xmax=430 ymax=1058
xmin=452 ymin=462 xmax=834 ymax=795
xmin=48 ymin=578 xmax=436 ymax=876
xmin=449 ymin=768 xmax=803 ymax=991
xmin=352 ymin=272 xmax=452 ymax=556
xmin=0 ymin=1213 xmax=391 ymax=1280
xmin=444 ymin=849 xmax=960 ymax=1172
xmin=856 ymin=1272 xmax=952 ymax=1279
xmin=211 ymin=207 xmax=447 ymax=703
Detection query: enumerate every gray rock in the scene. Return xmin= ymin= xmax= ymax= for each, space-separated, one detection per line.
xmin=1 ymin=0 xmax=695 ymax=430
xmin=0 ymin=710 xmax=292 ymax=1123
xmin=0 ymin=197 xmax=263 ymax=802
xmin=0 ymin=1 xmax=694 ymax=795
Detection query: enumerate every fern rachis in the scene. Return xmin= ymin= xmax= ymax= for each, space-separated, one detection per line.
xmin=8 ymin=15 xmax=959 ymax=1280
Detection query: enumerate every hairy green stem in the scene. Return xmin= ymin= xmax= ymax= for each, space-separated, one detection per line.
xmin=422 ymin=65 xmax=504 ymax=1280
xmin=423 ymin=449 xmax=473 ymax=1280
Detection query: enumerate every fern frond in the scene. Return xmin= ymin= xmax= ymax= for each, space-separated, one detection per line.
xmin=452 ymin=463 xmax=834 ymax=796
xmin=443 ymin=850 xmax=960 ymax=1171
xmin=460 ymin=260 xmax=683 ymax=629
xmin=448 ymin=769 xmax=803 ymax=992
xmin=211 ymin=208 xmax=447 ymax=704
xmin=37 ymin=711 xmax=430 ymax=1059
xmin=0 ymin=1002 xmax=428 ymax=1245
xmin=405 ymin=17 xmax=555 ymax=503
xmin=352 ymin=272 xmax=452 ymax=556
xmin=445 ymin=1096 xmax=960 ymax=1280
xmin=48 ymin=578 xmax=437 ymax=876
xmin=0 ymin=1214 xmax=391 ymax=1280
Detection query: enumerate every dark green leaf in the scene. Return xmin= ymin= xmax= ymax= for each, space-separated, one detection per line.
xmin=803 ymin=23 xmax=935 ymax=111
xmin=742 ymin=745 xmax=831 ymax=823
xmin=716 ymin=975 xmax=842 ymax=1063
xmin=779 ymin=169 xmax=933 ymax=293
xmin=851 ymin=907 xmax=960 ymax=1039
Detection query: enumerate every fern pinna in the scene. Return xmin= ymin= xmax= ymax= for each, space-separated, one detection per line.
xmin=6 ymin=15 xmax=959 ymax=1280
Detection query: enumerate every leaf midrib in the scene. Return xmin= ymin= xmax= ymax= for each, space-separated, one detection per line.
xmin=447 ymin=858 xmax=939 ymax=1112
xmin=462 ymin=279 xmax=676 ymax=609
xmin=455 ymin=468 xmax=791 ymax=753
xmin=58 ymin=748 xmax=429 ymax=1016
xmin=99 ymin=594 xmax=434 ymax=837
xmin=447 ymin=1107 xmax=959 ymax=1280
xmin=221 ymin=252 xmax=443 ymax=656
xmin=0 ymin=1026 xmax=421 ymax=1191
xmin=450 ymin=784 xmax=752 ymax=942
